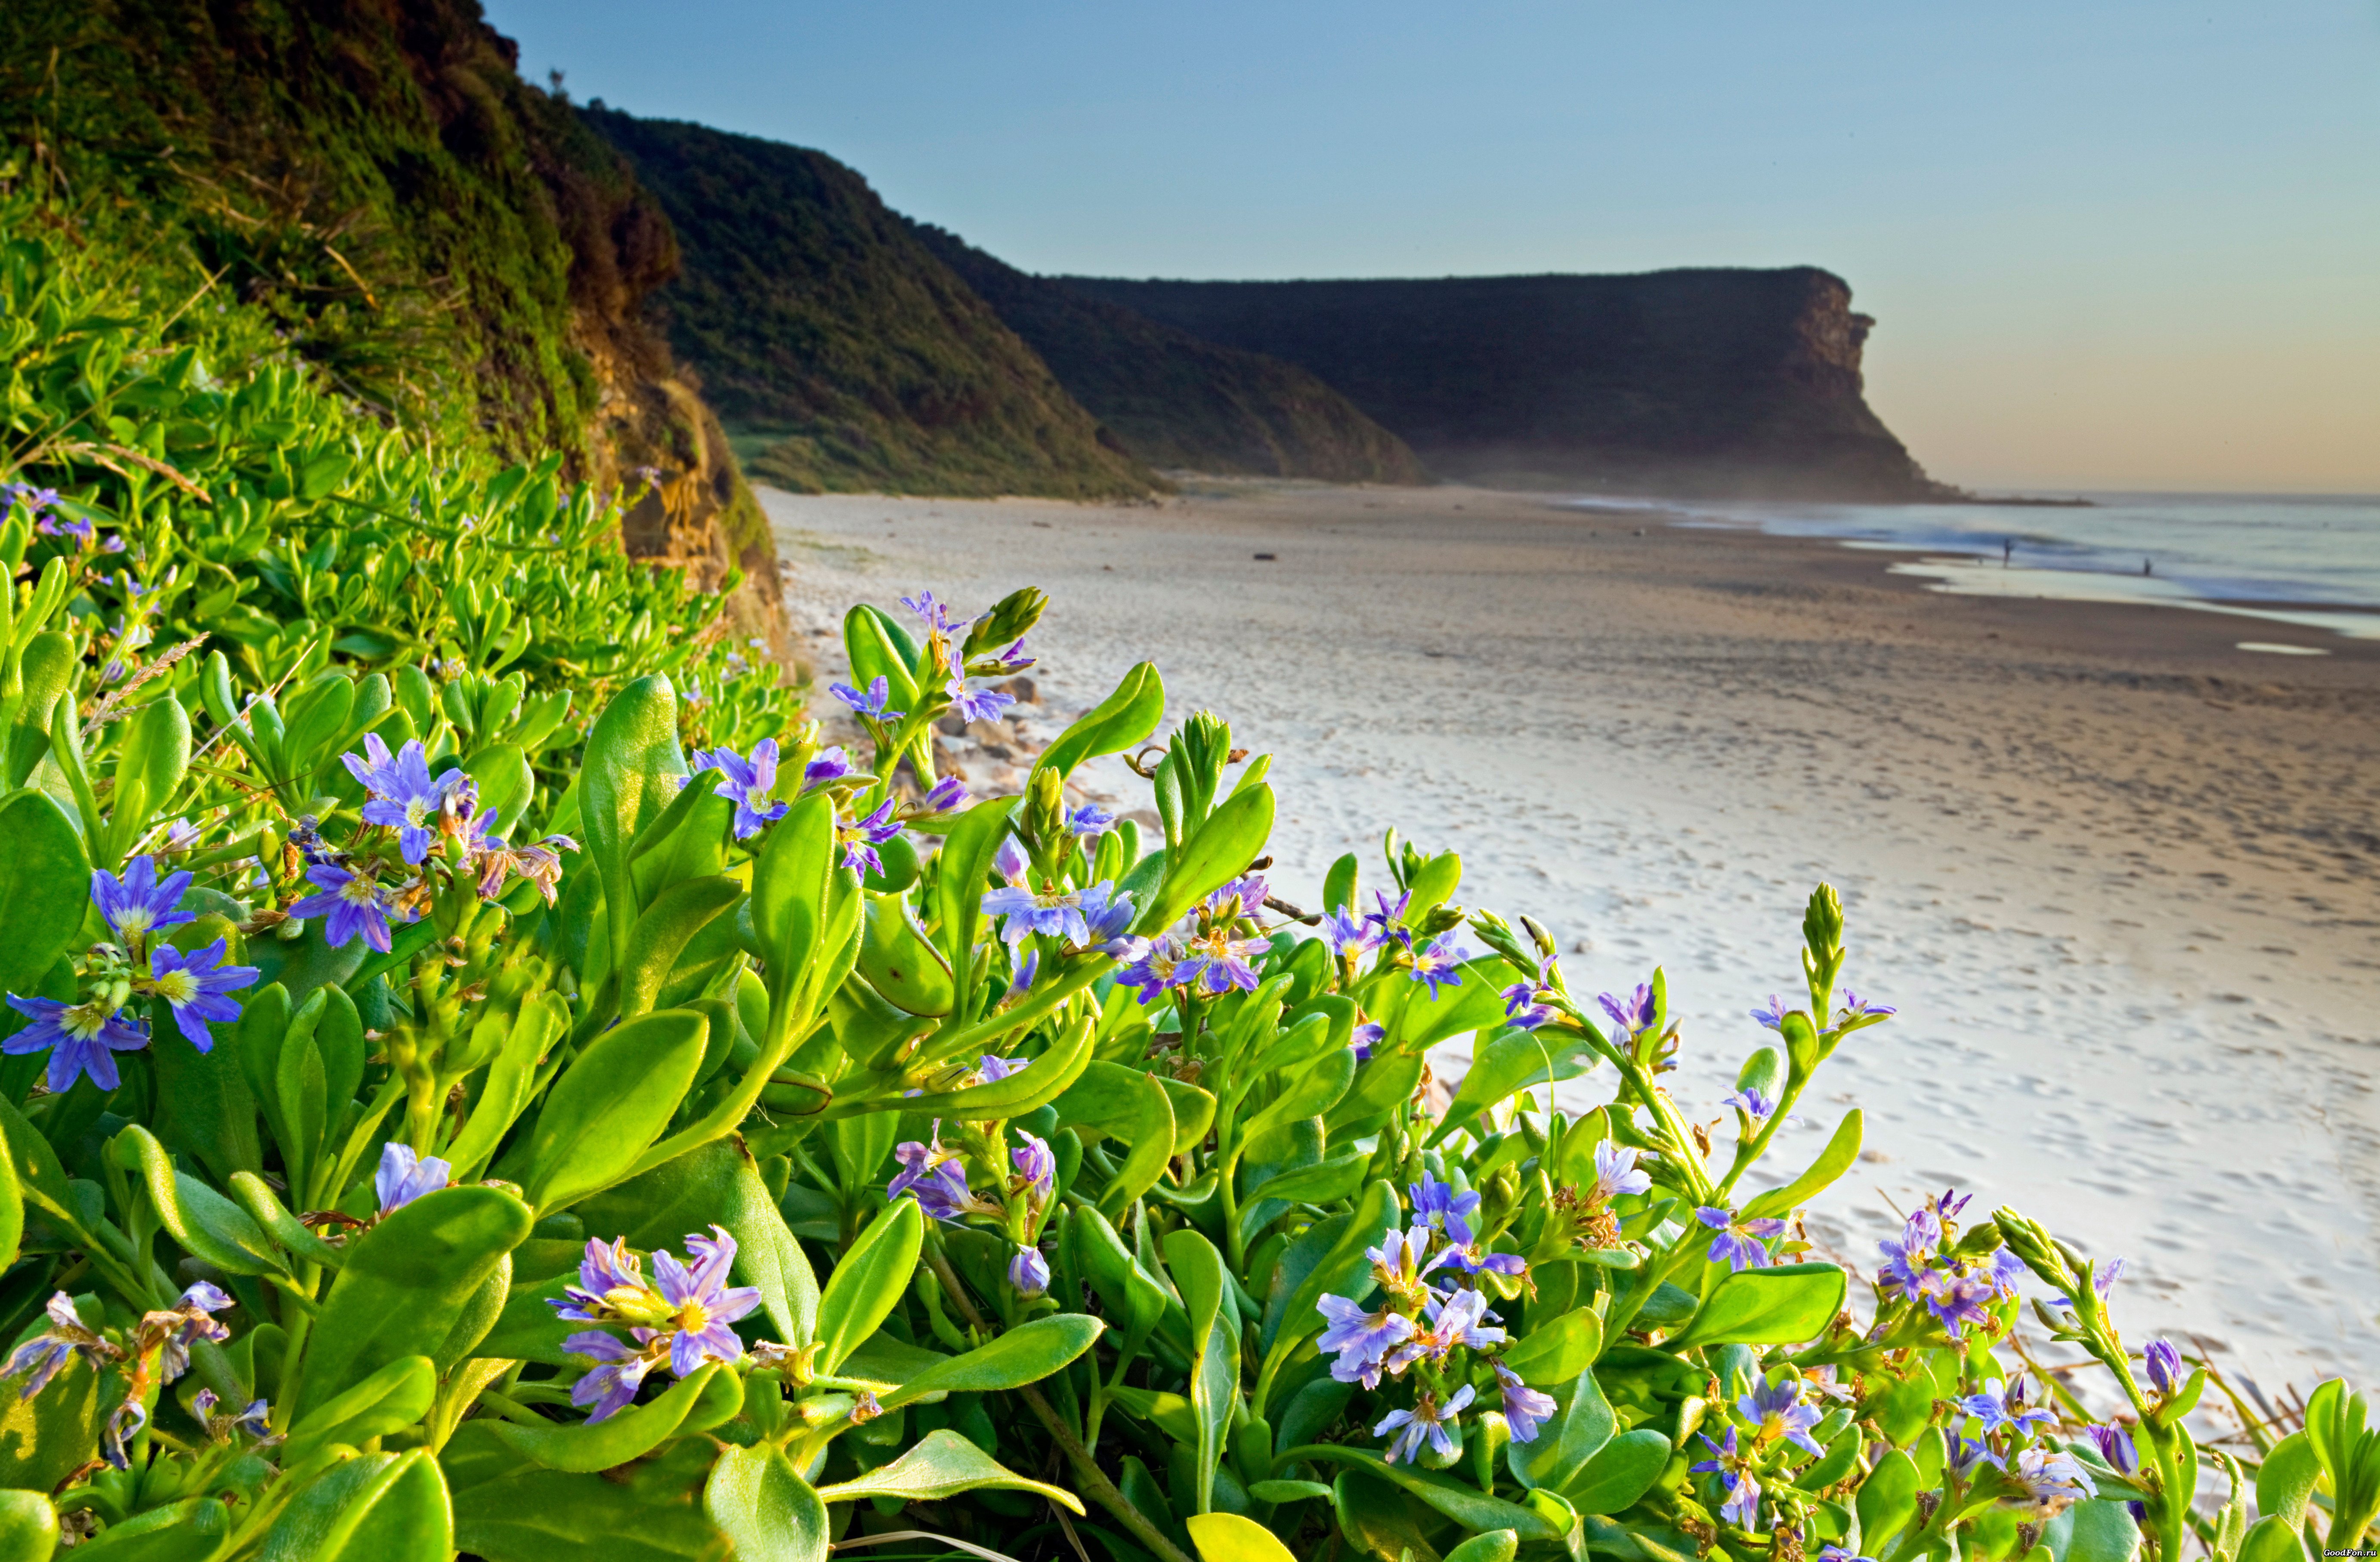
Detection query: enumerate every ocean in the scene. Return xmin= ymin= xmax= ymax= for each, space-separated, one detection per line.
xmin=1589 ymin=491 xmax=2380 ymax=643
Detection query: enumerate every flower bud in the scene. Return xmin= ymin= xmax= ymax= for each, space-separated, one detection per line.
xmin=963 ymin=587 xmax=1048 ymax=660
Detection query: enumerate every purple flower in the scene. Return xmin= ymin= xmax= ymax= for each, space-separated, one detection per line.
xmin=837 ymin=798 xmax=904 ymax=876
xmin=983 ymin=880 xmax=1095 ymax=945
xmin=1369 ymin=1224 xmax=1451 ymax=1300
xmin=551 ymin=1237 xmax=652 ymax=1324
xmin=1206 ymin=874 xmax=1268 ymax=924
xmin=8 ymin=1293 xmax=108 ymax=1399
xmin=1834 ymin=990 xmax=1895 ymax=1025
xmin=901 ymin=591 xmax=965 ymax=636
xmin=1589 ymin=1141 xmax=1651 ymax=1203
xmin=288 ymin=862 xmax=399 ymax=952
xmin=917 ymin=775 xmax=968 ymax=814
xmin=1113 ymin=935 xmax=1189 ymax=1001
xmin=1749 ymin=996 xmax=1790 ymax=1031
xmin=1011 ymin=1130 xmax=1055 ymax=1200
xmin=979 ymin=1054 xmax=1030 ymax=1086
xmin=948 ymin=672 xmax=1014 ymax=723
xmin=1721 ymin=1086 xmax=1778 ymax=1125
xmin=1375 ymin=1384 xmax=1474 ymax=1465
xmin=1695 ymin=1206 xmax=1786 ymax=1272
xmin=1317 ymin=1293 xmax=1416 ymax=1383
xmin=2053 ymin=1255 xmax=2127 ymax=1309
xmin=804 ymin=746 xmax=859 ymax=788
xmin=2143 ymin=1339 xmax=2183 ymax=1397
xmin=653 ymin=1226 xmax=762 ymax=1376
xmin=1386 ymin=1285 xmax=1504 ymax=1372
xmin=1926 ymin=1272 xmax=2000 ymax=1339
xmin=1948 ymin=1434 xmax=2004 ymax=1480
xmin=2010 ymin=1447 xmax=2097 ymax=1513
xmin=1081 ymin=885 xmax=1138 ymax=951
xmin=1691 ymin=1429 xmax=1760 ymax=1528
xmin=566 ymin=1329 xmax=657 ymax=1422
xmin=1179 ymin=927 xmax=1266 ymax=995
xmin=92 ymin=855 xmax=196 ymax=945
xmin=346 ymin=736 xmax=469 ymax=864
xmin=1501 ymin=982 xmax=1555 ymax=1030
xmin=3 ymin=997 xmax=150 ymax=1093
xmin=903 ymin=1160 xmax=988 ymax=1223
xmin=1409 ymin=1178 xmax=1481 ymax=1245
xmin=1350 ymin=1022 xmax=1384 ymax=1062
xmin=1495 ymin=1363 xmax=1558 ymax=1443
xmin=1009 ymin=1246 xmax=1050 ymax=1297
xmin=830 ymin=676 xmax=905 ymax=721
xmin=1599 ymin=985 xmax=1657 ymax=1037
xmin=1961 ymin=1375 xmax=2054 ymax=1437
xmin=992 ymin=835 xmax=1031 ymax=883
xmin=703 ymin=741 xmax=790 ymax=839
xmin=1437 ymin=1242 xmax=1528 ymax=1279
xmin=375 ymin=1142 xmax=451 ymax=1213
xmin=2085 ymin=1423 xmax=2139 ymax=1475
xmin=1066 ymin=803 xmax=1116 ymax=837
xmin=1371 ymin=889 xmax=1411 ymax=926
xmin=887 ymin=1139 xmax=951 ymax=1201
xmin=1876 ymin=1209 xmax=1942 ymax=1300
xmin=1407 ymin=934 xmax=1468 ymax=998
xmin=1818 ymin=1549 xmax=1878 ymax=1562
xmin=161 ymin=818 xmax=203 ymax=854
xmin=1737 ymin=1376 xmax=1826 ymax=1457
xmin=1325 ymin=908 xmax=1387 ymax=961
xmin=146 ymin=940 xmax=257 ymax=1050
xmin=977 ymin=638 xmax=1033 ymax=673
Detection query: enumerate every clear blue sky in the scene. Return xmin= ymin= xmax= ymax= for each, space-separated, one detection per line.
xmin=486 ymin=0 xmax=2380 ymax=492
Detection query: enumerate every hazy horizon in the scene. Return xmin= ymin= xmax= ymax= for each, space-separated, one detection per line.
xmin=485 ymin=0 xmax=2380 ymax=495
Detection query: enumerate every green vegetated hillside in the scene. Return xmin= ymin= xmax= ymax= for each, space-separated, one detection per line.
xmin=1067 ymin=269 xmax=1956 ymax=500
xmin=909 ymin=225 xmax=1426 ymax=484
xmin=581 ymin=107 xmax=1158 ymax=500
xmin=0 ymin=0 xmax=787 ymax=643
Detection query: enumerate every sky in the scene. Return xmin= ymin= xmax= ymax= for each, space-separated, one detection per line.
xmin=485 ymin=1 xmax=2380 ymax=494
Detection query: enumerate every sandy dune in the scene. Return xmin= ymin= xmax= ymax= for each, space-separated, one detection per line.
xmin=763 ymin=478 xmax=2380 ymax=1396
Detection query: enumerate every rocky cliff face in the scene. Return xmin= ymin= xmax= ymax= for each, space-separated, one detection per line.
xmin=909 ymin=226 xmax=1425 ymax=485
xmin=0 ymin=0 xmax=788 ymax=653
xmin=1066 ymin=267 xmax=1954 ymax=500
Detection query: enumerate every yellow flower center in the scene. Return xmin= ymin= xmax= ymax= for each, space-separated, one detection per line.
xmin=154 ymin=970 xmax=198 ymax=1005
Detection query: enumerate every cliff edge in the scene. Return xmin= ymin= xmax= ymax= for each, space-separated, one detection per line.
xmin=1065 ymin=268 xmax=1955 ymax=500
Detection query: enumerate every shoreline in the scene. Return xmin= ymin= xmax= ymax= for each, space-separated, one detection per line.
xmin=764 ymin=478 xmax=2380 ymax=1392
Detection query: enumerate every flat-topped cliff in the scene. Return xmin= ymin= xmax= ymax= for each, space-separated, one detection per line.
xmin=1064 ymin=268 xmax=1955 ymax=500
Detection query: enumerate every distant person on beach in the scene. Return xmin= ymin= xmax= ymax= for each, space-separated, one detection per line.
xmin=2143 ymin=557 xmax=2153 ymax=576
xmin=2004 ymin=538 xmax=2013 ymax=566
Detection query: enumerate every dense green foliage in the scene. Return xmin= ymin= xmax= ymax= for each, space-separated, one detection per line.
xmin=0 ymin=0 xmax=782 ymax=625
xmin=584 ymin=107 xmax=1161 ymax=501
xmin=912 ymin=224 xmax=1427 ymax=485
xmin=1063 ymin=271 xmax=1953 ymax=499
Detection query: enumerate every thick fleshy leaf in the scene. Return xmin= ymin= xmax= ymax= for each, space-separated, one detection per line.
xmin=284 ymin=1354 xmax=436 ymax=1463
xmin=1187 ymin=1512 xmax=1298 ymax=1562
xmin=1290 ymin=1445 xmax=1566 ymax=1542
xmin=929 ymin=796 xmax=1020 ymax=1010
xmin=117 ymin=1124 xmax=286 ymax=1276
xmin=1100 ymin=1069 xmax=1178 ymax=1219
xmin=490 ymin=1363 xmax=723 ymax=1473
xmin=1512 ymin=1366 xmax=1617 ymax=1494
xmin=618 ymin=877 xmax=744 ymax=1021
xmin=0 ymin=1349 xmax=119 ymax=1497
xmin=0 ymin=1491 xmax=57 ymax=1559
xmin=66 ymin=1497 xmax=227 ymax=1560
xmin=1165 ymin=1227 xmax=1236 ymax=1515
xmin=259 ymin=1450 xmax=451 ymax=1562
xmin=705 ymin=1441 xmax=828 ymax=1562
xmin=1443 ymin=1532 xmax=1521 ymax=1562
xmin=1856 ymin=1448 xmax=1921 ymax=1550
xmin=580 ymin=676 xmax=686 ymax=974
xmin=2235 ymin=1516 xmax=2309 ymax=1562
xmin=1032 ymin=661 xmax=1164 ymax=783
xmin=814 ymin=1198 xmax=921 ymax=1375
xmin=1668 ymin=1263 xmax=1847 ymax=1348
xmin=445 ymin=1431 xmax=721 ymax=1560
xmin=1236 ymin=1045 xmax=1354 ymax=1147
xmin=1502 ymin=1307 xmax=1604 ymax=1388
xmin=882 ymin=1313 xmax=1104 ymax=1409
xmin=2255 ymin=1432 xmax=2321 ymax=1527
xmin=296 ymin=1185 xmax=532 ymax=1418
xmin=523 ymin=1009 xmax=708 ymax=1210
xmin=1562 ymin=1427 xmax=1672 ymax=1515
xmin=2043 ymin=1500 xmax=2145 ymax=1562
xmin=0 ymin=789 xmax=87 ymax=1006
xmin=1259 ymin=1180 xmax=1398 ymax=1365
xmin=815 ymin=1428 xmax=1083 ymax=1511
xmin=1054 ymin=1061 xmax=1215 ymax=1157
xmin=1143 ymin=784 xmax=1273 ymax=934
xmin=854 ymin=892 xmax=954 ymax=1017
xmin=887 ymin=1011 xmax=1096 ymax=1121
xmin=1742 ymin=1111 xmax=1864 ymax=1220
xmin=1331 ymin=1469 xmax=1443 ymax=1562
xmin=1428 ymin=1023 xmax=1601 ymax=1146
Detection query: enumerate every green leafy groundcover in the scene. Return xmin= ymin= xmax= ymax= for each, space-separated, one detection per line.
xmin=0 ymin=153 xmax=2370 ymax=1562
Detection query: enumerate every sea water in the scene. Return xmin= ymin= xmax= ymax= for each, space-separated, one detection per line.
xmin=1592 ymin=491 xmax=2380 ymax=642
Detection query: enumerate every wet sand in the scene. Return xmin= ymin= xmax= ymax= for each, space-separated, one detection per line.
xmin=762 ymin=478 xmax=2380 ymax=1395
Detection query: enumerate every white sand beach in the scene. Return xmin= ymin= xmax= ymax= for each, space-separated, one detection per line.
xmin=763 ymin=478 xmax=2380 ymax=1398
